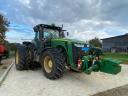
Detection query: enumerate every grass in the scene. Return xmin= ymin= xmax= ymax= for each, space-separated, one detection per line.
xmin=102 ymin=53 xmax=128 ymax=64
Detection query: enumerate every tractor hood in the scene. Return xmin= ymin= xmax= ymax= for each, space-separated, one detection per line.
xmin=51 ymin=38 xmax=90 ymax=52
xmin=51 ymin=38 xmax=87 ymax=44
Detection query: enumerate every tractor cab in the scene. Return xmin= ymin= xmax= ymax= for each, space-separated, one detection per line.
xmin=33 ymin=24 xmax=65 ymax=40
xmin=33 ymin=24 xmax=66 ymax=53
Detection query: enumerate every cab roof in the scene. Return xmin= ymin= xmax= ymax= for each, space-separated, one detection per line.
xmin=33 ymin=24 xmax=62 ymax=32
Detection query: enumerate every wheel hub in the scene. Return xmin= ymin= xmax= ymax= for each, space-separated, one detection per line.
xmin=44 ymin=56 xmax=53 ymax=73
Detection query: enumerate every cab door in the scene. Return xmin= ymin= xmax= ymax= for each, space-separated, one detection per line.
xmin=34 ymin=31 xmax=42 ymax=53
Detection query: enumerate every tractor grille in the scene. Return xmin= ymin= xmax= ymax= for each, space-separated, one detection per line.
xmin=72 ymin=44 xmax=85 ymax=64
xmin=72 ymin=44 xmax=88 ymax=64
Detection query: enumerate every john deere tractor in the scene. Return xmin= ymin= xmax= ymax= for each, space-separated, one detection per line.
xmin=15 ymin=24 xmax=121 ymax=79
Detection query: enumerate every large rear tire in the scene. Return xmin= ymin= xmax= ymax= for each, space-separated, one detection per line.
xmin=27 ymin=44 xmax=41 ymax=70
xmin=15 ymin=46 xmax=27 ymax=70
xmin=40 ymin=49 xmax=66 ymax=79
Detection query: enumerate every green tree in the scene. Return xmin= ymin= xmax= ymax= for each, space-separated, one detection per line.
xmin=89 ymin=37 xmax=102 ymax=48
xmin=0 ymin=14 xmax=10 ymax=43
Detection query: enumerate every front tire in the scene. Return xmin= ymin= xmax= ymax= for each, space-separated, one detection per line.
xmin=40 ymin=49 xmax=66 ymax=79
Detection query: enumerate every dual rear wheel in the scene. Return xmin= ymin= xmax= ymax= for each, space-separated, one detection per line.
xmin=15 ymin=47 xmax=66 ymax=79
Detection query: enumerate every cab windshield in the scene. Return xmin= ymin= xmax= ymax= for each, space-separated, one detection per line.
xmin=44 ymin=28 xmax=60 ymax=39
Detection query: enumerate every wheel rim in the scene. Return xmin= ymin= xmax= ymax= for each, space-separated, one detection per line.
xmin=15 ymin=50 xmax=19 ymax=64
xmin=44 ymin=56 xmax=53 ymax=73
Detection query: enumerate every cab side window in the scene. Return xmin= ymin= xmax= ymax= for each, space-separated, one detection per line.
xmin=34 ymin=31 xmax=40 ymax=40
xmin=37 ymin=32 xmax=40 ymax=40
xmin=44 ymin=31 xmax=53 ymax=39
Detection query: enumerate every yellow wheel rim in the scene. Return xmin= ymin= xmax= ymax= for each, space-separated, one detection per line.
xmin=15 ymin=50 xmax=19 ymax=64
xmin=44 ymin=56 xmax=53 ymax=73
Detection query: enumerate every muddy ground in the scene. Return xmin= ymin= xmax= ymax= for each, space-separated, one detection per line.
xmin=91 ymin=84 xmax=128 ymax=96
xmin=0 ymin=58 xmax=14 ymax=77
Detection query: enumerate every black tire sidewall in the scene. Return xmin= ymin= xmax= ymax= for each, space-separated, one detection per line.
xmin=27 ymin=44 xmax=35 ymax=61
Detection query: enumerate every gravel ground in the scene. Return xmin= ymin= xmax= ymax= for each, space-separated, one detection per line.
xmin=0 ymin=64 xmax=128 ymax=96
xmin=0 ymin=58 xmax=14 ymax=77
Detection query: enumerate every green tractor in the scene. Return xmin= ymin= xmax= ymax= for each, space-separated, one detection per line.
xmin=15 ymin=24 xmax=121 ymax=79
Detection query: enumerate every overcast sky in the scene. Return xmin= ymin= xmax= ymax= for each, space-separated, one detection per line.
xmin=0 ymin=0 xmax=128 ymax=43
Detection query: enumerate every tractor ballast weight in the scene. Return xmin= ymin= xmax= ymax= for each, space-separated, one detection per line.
xmin=15 ymin=24 xmax=121 ymax=79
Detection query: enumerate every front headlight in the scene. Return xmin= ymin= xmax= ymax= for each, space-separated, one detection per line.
xmin=74 ymin=43 xmax=89 ymax=52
